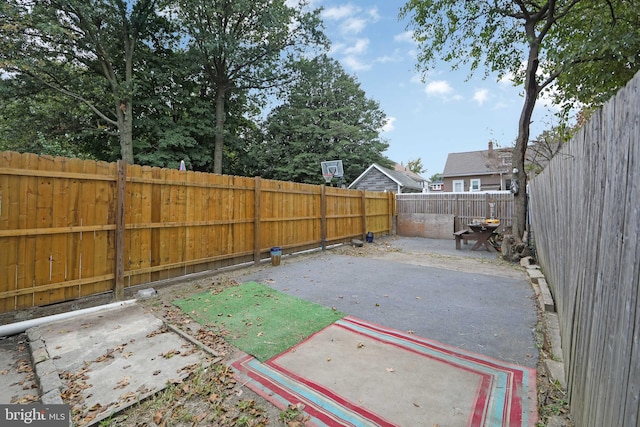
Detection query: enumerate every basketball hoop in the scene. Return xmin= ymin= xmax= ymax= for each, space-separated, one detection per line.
xmin=323 ymin=172 xmax=334 ymax=184
xmin=321 ymin=160 xmax=344 ymax=185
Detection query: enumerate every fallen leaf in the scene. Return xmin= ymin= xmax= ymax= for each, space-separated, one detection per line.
xmin=257 ymin=331 xmax=264 ymax=337
xmin=153 ymin=411 xmax=164 ymax=425
xmin=327 ymin=357 xmax=332 ymax=362
xmin=413 ymin=402 xmax=421 ymax=407
xmin=357 ymin=342 xmax=365 ymax=349
xmin=114 ymin=376 xmax=130 ymax=389
xmin=385 ymin=368 xmax=394 ymax=373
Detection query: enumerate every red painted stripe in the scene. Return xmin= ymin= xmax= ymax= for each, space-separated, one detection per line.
xmin=234 ymin=317 xmax=536 ymax=427
xmin=265 ymin=360 xmax=397 ymax=427
xmin=231 ymin=355 xmax=359 ymax=427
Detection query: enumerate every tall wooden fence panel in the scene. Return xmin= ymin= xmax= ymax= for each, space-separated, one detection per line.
xmin=0 ymin=154 xmax=393 ymax=314
xmin=529 ymin=72 xmax=640 ymax=427
xmin=396 ymin=192 xmax=513 ymax=231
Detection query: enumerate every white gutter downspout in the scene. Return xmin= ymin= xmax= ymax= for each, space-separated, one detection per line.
xmin=0 ymin=299 xmax=137 ymax=337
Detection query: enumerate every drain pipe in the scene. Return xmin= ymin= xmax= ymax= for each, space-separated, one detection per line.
xmin=0 ymin=299 xmax=137 ymax=338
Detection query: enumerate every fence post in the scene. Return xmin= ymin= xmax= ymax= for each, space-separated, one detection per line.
xmin=114 ymin=160 xmax=126 ymax=301
xmin=320 ymin=185 xmax=327 ymax=250
xmin=254 ymin=176 xmax=261 ymax=264
xmin=388 ymin=191 xmax=394 ymax=234
xmin=361 ymin=190 xmax=367 ymax=240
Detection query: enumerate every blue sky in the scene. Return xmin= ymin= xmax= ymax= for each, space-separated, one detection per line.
xmin=313 ymin=1 xmax=559 ymax=178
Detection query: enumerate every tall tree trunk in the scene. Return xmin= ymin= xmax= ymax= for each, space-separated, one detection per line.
xmin=214 ymin=85 xmax=226 ymax=174
xmin=512 ymin=23 xmax=541 ymax=243
xmin=117 ymin=99 xmax=134 ymax=164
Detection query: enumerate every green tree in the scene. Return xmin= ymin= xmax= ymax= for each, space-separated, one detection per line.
xmin=406 ymin=158 xmax=426 ymax=174
xmin=428 ymin=173 xmax=442 ymax=183
xmin=547 ymin=1 xmax=640 ymax=110
xmin=174 ymin=0 xmax=327 ymax=174
xmin=0 ymin=74 xmax=117 ymax=159
xmin=256 ymin=55 xmax=392 ymax=184
xmin=401 ymin=0 xmax=640 ymax=243
xmin=0 ymin=0 xmax=173 ymax=163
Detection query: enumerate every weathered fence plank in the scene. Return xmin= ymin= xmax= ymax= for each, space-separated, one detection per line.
xmin=530 ymin=70 xmax=640 ymax=427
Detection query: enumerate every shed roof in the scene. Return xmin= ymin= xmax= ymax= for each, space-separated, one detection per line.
xmin=349 ymin=163 xmax=425 ymax=191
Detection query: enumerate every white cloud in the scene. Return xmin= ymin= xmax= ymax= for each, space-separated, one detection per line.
xmin=473 ymin=89 xmax=490 ymax=106
xmin=344 ymin=38 xmax=369 ymax=55
xmin=394 ymin=31 xmax=415 ymax=44
xmin=342 ymin=55 xmax=371 ymax=71
xmin=410 ymin=74 xmax=425 ymax=84
xmin=322 ymin=5 xmax=357 ymax=20
xmin=498 ymin=72 xmax=516 ymax=87
xmin=329 ymin=42 xmax=346 ymax=55
xmin=375 ymin=50 xmax=403 ymax=64
xmin=425 ymin=80 xmax=454 ymax=96
xmin=424 ymin=80 xmax=463 ymax=101
xmin=381 ymin=117 xmax=396 ymax=132
xmin=341 ymin=17 xmax=367 ymax=34
xmin=367 ymin=7 xmax=380 ymax=22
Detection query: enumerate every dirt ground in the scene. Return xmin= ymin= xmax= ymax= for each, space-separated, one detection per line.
xmin=98 ymin=237 xmax=572 ymax=426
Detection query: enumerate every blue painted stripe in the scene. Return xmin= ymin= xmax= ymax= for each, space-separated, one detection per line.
xmin=246 ymin=358 xmax=377 ymax=427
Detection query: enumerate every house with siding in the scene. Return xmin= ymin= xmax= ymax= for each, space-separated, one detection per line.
xmin=348 ymin=163 xmax=426 ymax=193
xmin=442 ymin=142 xmax=513 ymax=192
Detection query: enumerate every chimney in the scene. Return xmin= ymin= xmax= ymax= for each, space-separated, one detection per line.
xmin=488 ymin=140 xmax=494 ymax=157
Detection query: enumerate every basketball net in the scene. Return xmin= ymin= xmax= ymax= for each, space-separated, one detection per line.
xmin=323 ymin=166 xmax=337 ymax=184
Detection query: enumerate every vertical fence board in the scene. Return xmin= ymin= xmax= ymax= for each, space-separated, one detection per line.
xmin=530 ymin=71 xmax=640 ymax=427
xmin=0 ymin=152 xmax=393 ymax=313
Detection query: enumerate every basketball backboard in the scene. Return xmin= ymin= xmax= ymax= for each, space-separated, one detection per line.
xmin=321 ymin=160 xmax=344 ymax=183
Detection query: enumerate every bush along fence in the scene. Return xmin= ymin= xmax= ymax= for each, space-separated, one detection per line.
xmin=529 ymin=71 xmax=640 ymax=427
xmin=0 ymin=152 xmax=394 ymax=314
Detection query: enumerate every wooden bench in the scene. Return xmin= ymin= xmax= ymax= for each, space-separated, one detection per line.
xmin=453 ymin=229 xmax=478 ymax=250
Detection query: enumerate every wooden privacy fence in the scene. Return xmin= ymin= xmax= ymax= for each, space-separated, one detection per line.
xmin=396 ymin=192 xmax=513 ymax=231
xmin=0 ymin=152 xmax=394 ymax=314
xmin=529 ymin=71 xmax=640 ymax=427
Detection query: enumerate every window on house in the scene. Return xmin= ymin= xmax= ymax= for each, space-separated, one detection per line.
xmin=453 ymin=180 xmax=464 ymax=192
xmin=470 ymin=179 xmax=481 ymax=192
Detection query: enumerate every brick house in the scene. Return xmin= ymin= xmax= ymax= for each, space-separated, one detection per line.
xmin=442 ymin=142 xmax=513 ymax=192
xmin=348 ymin=163 xmax=426 ymax=193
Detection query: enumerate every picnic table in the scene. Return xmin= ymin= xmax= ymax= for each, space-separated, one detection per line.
xmin=453 ymin=222 xmax=500 ymax=252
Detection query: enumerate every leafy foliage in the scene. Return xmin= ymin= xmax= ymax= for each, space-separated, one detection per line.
xmin=174 ymin=0 xmax=328 ymax=173
xmin=406 ymin=158 xmax=426 ymax=174
xmin=0 ymin=0 xmax=176 ymax=163
xmin=400 ymin=0 xmax=640 ymax=243
xmin=255 ymin=56 xmax=393 ymax=184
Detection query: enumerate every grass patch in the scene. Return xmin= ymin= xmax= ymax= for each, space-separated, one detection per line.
xmin=174 ymin=281 xmax=345 ymax=361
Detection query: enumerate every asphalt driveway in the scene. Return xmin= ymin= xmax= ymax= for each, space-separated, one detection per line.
xmin=238 ymin=236 xmax=538 ymax=368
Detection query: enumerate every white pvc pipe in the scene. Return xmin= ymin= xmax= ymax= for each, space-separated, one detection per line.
xmin=0 ymin=299 xmax=137 ymax=337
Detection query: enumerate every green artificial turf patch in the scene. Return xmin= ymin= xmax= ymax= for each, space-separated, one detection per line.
xmin=173 ymin=281 xmax=345 ymax=361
